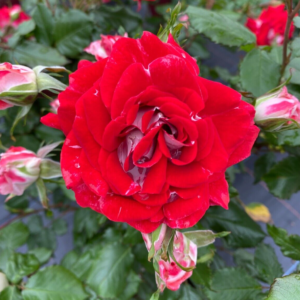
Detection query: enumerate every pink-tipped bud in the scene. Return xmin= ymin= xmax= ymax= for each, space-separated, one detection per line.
xmin=255 ymin=86 xmax=300 ymax=131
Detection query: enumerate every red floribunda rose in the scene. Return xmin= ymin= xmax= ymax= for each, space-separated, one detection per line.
xmin=41 ymin=32 xmax=259 ymax=233
xmin=246 ymin=4 xmax=295 ymax=46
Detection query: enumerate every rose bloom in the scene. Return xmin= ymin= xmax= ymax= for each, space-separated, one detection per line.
xmin=85 ymin=34 xmax=128 ymax=61
xmin=0 ymin=62 xmax=38 ymax=109
xmin=0 ymin=5 xmax=30 ymax=30
xmin=255 ymin=86 xmax=300 ymax=131
xmin=42 ymin=32 xmax=259 ymax=233
xmin=142 ymin=227 xmax=197 ymax=291
xmin=246 ymin=4 xmax=295 ymax=46
xmin=0 ymin=147 xmax=41 ymax=196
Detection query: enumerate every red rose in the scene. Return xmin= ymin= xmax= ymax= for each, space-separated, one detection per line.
xmin=246 ymin=4 xmax=295 ymax=46
xmin=41 ymin=32 xmax=259 ymax=233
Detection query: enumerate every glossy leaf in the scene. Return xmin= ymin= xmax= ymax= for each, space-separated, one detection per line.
xmin=266 ymin=274 xmax=300 ymax=300
xmin=267 ymin=224 xmax=300 ymax=260
xmin=186 ymin=6 xmax=256 ymax=47
xmin=32 ymin=4 xmax=54 ymax=46
xmin=86 ymin=243 xmax=134 ymax=298
xmin=254 ymin=153 xmax=276 ymax=184
xmin=0 ymin=222 xmax=29 ymax=251
xmin=6 ymin=253 xmax=40 ymax=284
xmin=0 ymin=286 xmax=23 ymax=300
xmin=54 ymin=10 xmax=93 ymax=58
xmin=205 ymin=268 xmax=263 ymax=300
xmin=240 ymin=48 xmax=280 ymax=97
xmin=22 ymin=266 xmax=88 ymax=300
xmin=263 ymin=156 xmax=300 ymax=199
xmin=254 ymin=244 xmax=283 ymax=284
xmin=202 ymin=202 xmax=265 ymax=248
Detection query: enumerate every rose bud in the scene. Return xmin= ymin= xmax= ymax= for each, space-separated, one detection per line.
xmin=50 ymin=99 xmax=60 ymax=114
xmin=143 ymin=229 xmax=197 ymax=291
xmin=245 ymin=4 xmax=296 ymax=46
xmin=0 ymin=63 xmax=67 ymax=111
xmin=0 ymin=147 xmax=41 ymax=197
xmin=0 ymin=63 xmax=38 ymax=109
xmin=0 ymin=142 xmax=62 ymax=203
xmin=0 ymin=5 xmax=30 ymax=31
xmin=84 ymin=34 xmax=128 ymax=60
xmin=255 ymin=86 xmax=300 ymax=131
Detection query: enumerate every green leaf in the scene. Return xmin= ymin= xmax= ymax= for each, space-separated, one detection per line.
xmin=205 ymin=268 xmax=263 ymax=300
xmin=32 ymin=4 xmax=54 ymax=46
xmin=254 ymin=244 xmax=283 ymax=284
xmin=54 ymin=10 xmax=93 ymax=58
xmin=92 ymin=5 xmax=142 ymax=34
xmin=52 ymin=219 xmax=67 ymax=236
xmin=267 ymin=224 xmax=300 ymax=260
xmin=254 ymin=153 xmax=276 ymax=184
xmin=240 ymin=48 xmax=280 ymax=97
xmin=6 ymin=253 xmax=40 ymax=284
xmin=150 ymin=289 xmax=160 ymax=300
xmin=191 ymin=263 xmax=212 ymax=288
xmin=186 ymin=6 xmax=255 ymax=47
xmin=266 ymin=274 xmax=300 ymax=300
xmin=202 ymin=202 xmax=265 ymax=248
xmin=183 ymin=230 xmax=230 ymax=248
xmin=28 ymin=248 xmax=52 ymax=265
xmin=119 ymin=271 xmax=141 ymax=300
xmin=294 ymin=16 xmax=300 ymax=28
xmin=263 ymin=156 xmax=300 ymax=199
xmin=61 ymin=251 xmax=93 ymax=281
xmin=234 ymin=249 xmax=258 ymax=278
xmin=12 ymin=41 xmax=68 ymax=67
xmin=22 ymin=266 xmax=88 ymax=300
xmin=86 ymin=243 xmax=134 ymax=298
xmin=0 ymin=286 xmax=23 ymax=300
xmin=74 ymin=208 xmax=106 ymax=247
xmin=0 ymin=222 xmax=29 ymax=251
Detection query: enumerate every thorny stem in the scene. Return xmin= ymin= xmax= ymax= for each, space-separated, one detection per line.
xmin=281 ymin=0 xmax=300 ymax=76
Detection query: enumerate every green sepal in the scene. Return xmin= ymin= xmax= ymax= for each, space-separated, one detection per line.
xmin=35 ymin=178 xmax=49 ymax=208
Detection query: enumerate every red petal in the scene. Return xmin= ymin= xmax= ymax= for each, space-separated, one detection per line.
xmin=73 ymin=97 xmax=101 ymax=170
xmin=106 ymin=151 xmax=141 ymax=196
xmin=209 ymin=175 xmax=229 ymax=209
xmin=101 ymin=116 xmax=127 ymax=152
xmin=100 ymin=38 xmax=144 ymax=108
xmin=142 ymin=156 xmax=167 ymax=194
xmin=61 ymin=131 xmax=82 ymax=189
xmin=83 ymin=83 xmax=111 ymax=147
xmin=167 ymin=161 xmax=211 ymax=188
xmin=99 ymin=193 xmax=161 ymax=221
xmin=40 ymin=113 xmax=61 ymax=130
xmin=195 ymin=118 xmax=214 ymax=160
xmin=73 ymin=182 xmax=101 ymax=212
xmin=133 ymin=189 xmax=169 ymax=206
xmin=199 ymin=78 xmax=241 ymax=117
xmin=79 ymin=152 xmax=108 ymax=196
xmin=149 ymin=209 xmax=165 ymax=222
xmin=170 ymin=185 xmax=204 ymax=199
xmin=198 ymin=125 xmax=228 ymax=173
xmin=212 ymin=104 xmax=254 ymax=156
xmin=163 ymin=184 xmax=208 ymax=220
xmin=0 ymin=100 xmax=13 ymax=110
xmin=127 ymin=219 xmax=161 ymax=233
xmin=227 ymin=125 xmax=259 ymax=167
xmin=149 ymin=55 xmax=204 ymax=110
xmin=111 ymin=63 xmax=152 ymax=119
xmin=165 ymin=193 xmax=209 ymax=229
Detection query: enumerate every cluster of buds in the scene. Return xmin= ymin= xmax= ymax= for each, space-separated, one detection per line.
xmin=0 ymin=142 xmax=62 ymax=207
xmin=255 ymin=86 xmax=300 ymax=132
xmin=142 ymin=225 xmax=228 ymax=295
xmin=142 ymin=225 xmax=197 ymax=292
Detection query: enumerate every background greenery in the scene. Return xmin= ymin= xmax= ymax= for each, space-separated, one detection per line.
xmin=0 ymin=0 xmax=300 ymax=299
